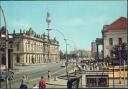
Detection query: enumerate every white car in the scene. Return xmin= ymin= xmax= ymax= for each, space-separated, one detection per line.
xmin=60 ymin=62 xmax=65 ymax=67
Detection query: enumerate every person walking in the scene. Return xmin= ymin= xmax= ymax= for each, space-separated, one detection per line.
xmin=48 ymin=70 xmax=51 ymax=81
xmin=39 ymin=76 xmax=46 ymax=89
xmin=20 ymin=75 xmax=28 ymax=89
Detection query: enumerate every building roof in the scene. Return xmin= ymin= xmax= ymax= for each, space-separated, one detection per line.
xmin=105 ymin=17 xmax=127 ymax=30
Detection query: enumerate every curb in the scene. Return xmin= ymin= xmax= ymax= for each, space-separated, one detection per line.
xmin=46 ymin=82 xmax=67 ymax=86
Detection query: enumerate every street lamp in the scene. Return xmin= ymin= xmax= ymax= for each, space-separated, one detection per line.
xmin=66 ymin=39 xmax=78 ymax=62
xmin=65 ymin=39 xmax=69 ymax=78
xmin=66 ymin=39 xmax=77 ymax=50
xmin=0 ymin=5 xmax=8 ymax=89
xmin=51 ymin=29 xmax=69 ymax=78
xmin=45 ymin=12 xmax=69 ymax=78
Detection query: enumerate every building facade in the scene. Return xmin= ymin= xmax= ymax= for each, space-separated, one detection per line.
xmin=91 ymin=41 xmax=97 ymax=58
xmin=102 ymin=17 xmax=127 ymax=58
xmin=0 ymin=27 xmax=60 ymax=68
xmin=70 ymin=50 xmax=91 ymax=58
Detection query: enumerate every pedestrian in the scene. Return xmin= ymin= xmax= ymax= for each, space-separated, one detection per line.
xmin=33 ymin=83 xmax=38 ymax=89
xmin=20 ymin=75 xmax=28 ymax=89
xmin=39 ymin=76 xmax=46 ymax=89
xmin=48 ymin=70 xmax=51 ymax=81
xmin=67 ymin=78 xmax=72 ymax=89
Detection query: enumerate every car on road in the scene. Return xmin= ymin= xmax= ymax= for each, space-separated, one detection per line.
xmin=60 ymin=62 xmax=65 ymax=67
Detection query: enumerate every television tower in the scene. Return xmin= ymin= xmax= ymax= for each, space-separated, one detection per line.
xmin=46 ymin=12 xmax=52 ymax=63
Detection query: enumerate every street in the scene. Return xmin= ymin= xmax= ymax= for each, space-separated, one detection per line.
xmin=1 ymin=61 xmax=74 ymax=89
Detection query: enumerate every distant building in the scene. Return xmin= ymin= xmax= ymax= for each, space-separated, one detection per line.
xmin=70 ymin=50 xmax=91 ymax=58
xmin=102 ymin=17 xmax=127 ymax=58
xmin=0 ymin=27 xmax=60 ymax=68
xmin=91 ymin=41 xmax=97 ymax=58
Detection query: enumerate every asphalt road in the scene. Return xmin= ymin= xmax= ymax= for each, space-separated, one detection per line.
xmin=1 ymin=62 xmax=74 ymax=89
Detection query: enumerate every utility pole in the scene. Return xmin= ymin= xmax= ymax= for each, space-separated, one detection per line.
xmin=0 ymin=5 xmax=8 ymax=89
xmin=52 ymin=29 xmax=69 ymax=79
xmin=46 ymin=12 xmax=52 ymax=63
xmin=66 ymin=39 xmax=78 ymax=75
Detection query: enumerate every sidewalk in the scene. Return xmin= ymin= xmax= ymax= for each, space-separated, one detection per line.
xmin=46 ymin=77 xmax=67 ymax=88
xmin=46 ymin=68 xmax=75 ymax=88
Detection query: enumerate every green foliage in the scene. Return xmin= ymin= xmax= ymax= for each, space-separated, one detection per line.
xmin=59 ymin=50 xmax=64 ymax=59
xmin=112 ymin=43 xmax=128 ymax=61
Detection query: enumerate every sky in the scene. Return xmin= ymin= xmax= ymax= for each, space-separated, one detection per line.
xmin=0 ymin=0 xmax=127 ymax=52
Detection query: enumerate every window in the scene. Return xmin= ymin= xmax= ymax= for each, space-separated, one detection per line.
xmin=86 ymin=78 xmax=97 ymax=87
xmin=16 ymin=54 xmax=20 ymax=63
xmin=98 ymin=78 xmax=108 ymax=87
xmin=109 ymin=38 xmax=113 ymax=46
xmin=86 ymin=75 xmax=108 ymax=87
xmin=118 ymin=38 xmax=122 ymax=44
xmin=16 ymin=44 xmax=19 ymax=51
xmin=10 ymin=44 xmax=13 ymax=48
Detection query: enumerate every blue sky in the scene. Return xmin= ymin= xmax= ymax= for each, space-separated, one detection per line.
xmin=0 ymin=1 xmax=127 ymax=52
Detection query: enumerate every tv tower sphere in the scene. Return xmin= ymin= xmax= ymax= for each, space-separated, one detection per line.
xmin=46 ymin=12 xmax=51 ymax=24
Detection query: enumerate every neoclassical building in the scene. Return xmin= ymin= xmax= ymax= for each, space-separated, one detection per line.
xmin=102 ymin=17 xmax=127 ymax=58
xmin=0 ymin=27 xmax=60 ymax=68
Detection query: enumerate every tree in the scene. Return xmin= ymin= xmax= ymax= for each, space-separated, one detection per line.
xmin=120 ymin=43 xmax=128 ymax=61
xmin=111 ymin=45 xmax=119 ymax=59
xmin=111 ymin=43 xmax=128 ymax=65
xmin=59 ymin=50 xmax=64 ymax=59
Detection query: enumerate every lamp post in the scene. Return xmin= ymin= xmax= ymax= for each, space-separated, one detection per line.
xmin=64 ymin=39 xmax=69 ymax=78
xmin=0 ymin=5 xmax=8 ymax=89
xmin=52 ymin=29 xmax=69 ymax=78
xmin=66 ymin=39 xmax=77 ymax=62
xmin=45 ymin=12 xmax=69 ymax=78
xmin=66 ymin=39 xmax=78 ymax=73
